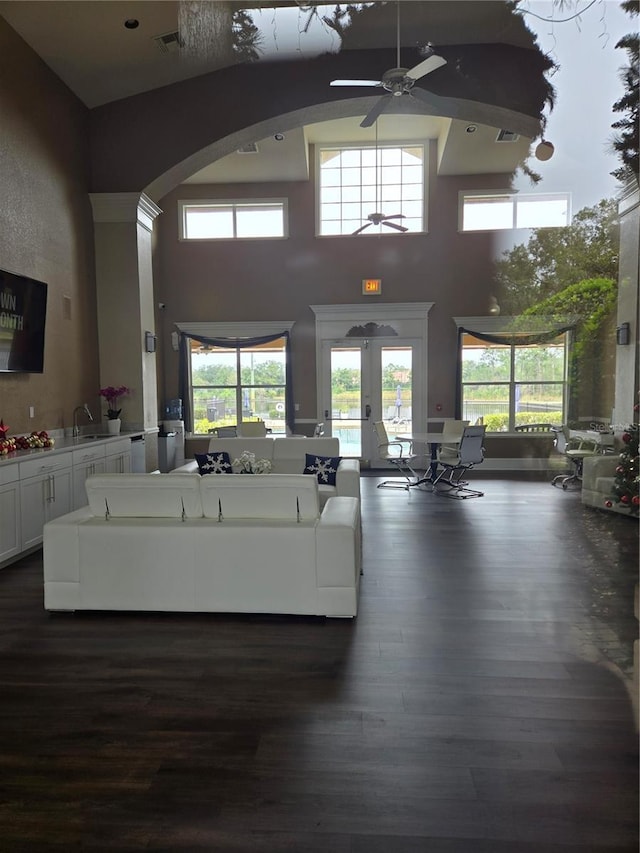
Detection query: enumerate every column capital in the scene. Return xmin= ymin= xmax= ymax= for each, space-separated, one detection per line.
xmin=89 ymin=192 xmax=163 ymax=232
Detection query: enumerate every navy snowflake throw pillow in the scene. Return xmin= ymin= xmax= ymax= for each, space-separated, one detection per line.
xmin=303 ymin=453 xmax=342 ymax=487
xmin=195 ymin=451 xmax=233 ymax=475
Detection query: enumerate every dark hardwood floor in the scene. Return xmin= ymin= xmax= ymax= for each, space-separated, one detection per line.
xmin=0 ymin=475 xmax=638 ymax=851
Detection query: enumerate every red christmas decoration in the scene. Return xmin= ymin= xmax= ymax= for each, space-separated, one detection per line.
xmin=0 ymin=419 xmax=8 ymax=439
xmin=604 ymin=500 xmax=613 ymax=508
xmin=622 ymin=432 xmax=631 ymax=443
xmin=621 ymin=494 xmax=630 ymax=503
xmin=633 ymin=495 xmax=640 ymax=506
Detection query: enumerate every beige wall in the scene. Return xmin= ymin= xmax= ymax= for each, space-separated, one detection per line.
xmin=154 ymin=149 xmax=506 ymax=422
xmin=0 ymin=18 xmax=99 ymax=435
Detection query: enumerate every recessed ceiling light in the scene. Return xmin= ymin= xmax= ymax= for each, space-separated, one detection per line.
xmin=465 ymin=125 xmax=477 ymax=133
xmin=274 ymin=133 xmax=285 ymax=142
xmin=124 ymin=19 xmax=139 ymax=29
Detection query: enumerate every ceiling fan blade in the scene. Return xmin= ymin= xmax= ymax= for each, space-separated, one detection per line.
xmin=360 ymin=96 xmax=389 ymax=128
xmin=330 ymin=79 xmax=382 ymax=87
xmin=406 ymin=54 xmax=447 ymax=81
xmin=352 ymin=222 xmax=373 ymax=235
xmin=382 ymin=214 xmax=406 ymax=221
xmin=409 ymin=86 xmax=457 ymax=115
xmin=382 ymin=221 xmax=409 ymax=233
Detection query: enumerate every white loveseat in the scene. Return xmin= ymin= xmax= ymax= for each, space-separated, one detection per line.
xmin=43 ymin=473 xmax=361 ymax=617
xmin=172 ymin=436 xmax=360 ymax=506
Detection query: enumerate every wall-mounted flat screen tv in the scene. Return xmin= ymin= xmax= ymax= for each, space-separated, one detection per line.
xmin=0 ymin=268 xmax=48 ymax=373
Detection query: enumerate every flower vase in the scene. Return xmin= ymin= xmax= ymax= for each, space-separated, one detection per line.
xmin=107 ymin=418 xmax=121 ymax=435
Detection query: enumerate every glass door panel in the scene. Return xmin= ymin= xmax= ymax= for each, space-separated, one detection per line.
xmin=328 ymin=347 xmax=363 ymax=457
xmin=322 ymin=340 xmax=418 ymax=461
xmin=380 ymin=346 xmax=413 ymax=445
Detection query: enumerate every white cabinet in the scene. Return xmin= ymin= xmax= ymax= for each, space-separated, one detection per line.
xmin=72 ymin=445 xmax=107 ymax=510
xmin=0 ymin=466 xmax=21 ymax=567
xmin=2 ymin=432 xmax=140 ymax=566
xmin=19 ymin=455 xmax=73 ymax=551
xmin=105 ymin=438 xmax=132 ymax=474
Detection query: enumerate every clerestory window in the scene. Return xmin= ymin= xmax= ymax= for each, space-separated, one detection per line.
xmin=317 ymin=144 xmax=425 ymax=236
xmin=179 ymin=199 xmax=287 ymax=240
xmin=460 ymin=191 xmax=571 ymax=232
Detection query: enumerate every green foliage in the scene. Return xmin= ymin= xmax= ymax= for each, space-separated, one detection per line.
xmin=193 ymin=359 xmax=285 ymax=387
xmin=232 ymin=9 xmax=263 ymax=62
xmin=522 ymin=277 xmax=617 ymax=349
xmin=496 ymin=199 xmax=619 ymax=314
xmin=331 ymin=368 xmax=360 ymax=394
xmin=482 ymin=411 xmax=563 ymax=432
xmin=463 ymin=345 xmax=564 ymax=383
xmin=611 ymin=1 xmax=639 ymax=183
xmin=329 ymin=363 xmax=412 ymax=397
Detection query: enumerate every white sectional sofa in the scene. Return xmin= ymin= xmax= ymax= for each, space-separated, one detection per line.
xmin=43 ymin=473 xmax=361 ymax=617
xmin=172 ymin=436 xmax=360 ymax=507
xmin=582 ymin=454 xmax=626 ymax=514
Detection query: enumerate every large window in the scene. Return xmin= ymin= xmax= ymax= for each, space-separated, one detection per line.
xmin=190 ymin=337 xmax=288 ymax=434
xmin=180 ymin=200 xmax=287 ymax=240
xmin=461 ymin=332 xmax=568 ymax=432
xmin=318 ymin=144 xmax=424 ymax=235
xmin=460 ymin=191 xmax=571 ymax=231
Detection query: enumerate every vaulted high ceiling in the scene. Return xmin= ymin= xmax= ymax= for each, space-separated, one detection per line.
xmin=0 ymin=1 xmax=553 ymax=183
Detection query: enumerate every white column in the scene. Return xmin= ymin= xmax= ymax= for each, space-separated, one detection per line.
xmin=614 ymin=183 xmax=639 ymax=426
xmin=89 ymin=192 xmax=162 ymax=434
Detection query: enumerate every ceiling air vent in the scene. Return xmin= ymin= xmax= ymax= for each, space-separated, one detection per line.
xmin=496 ymin=129 xmax=520 ymax=143
xmin=237 ymin=143 xmax=259 ymax=154
xmin=152 ymin=31 xmax=183 ymax=54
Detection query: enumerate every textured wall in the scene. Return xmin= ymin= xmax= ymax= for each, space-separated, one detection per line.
xmin=153 ymin=147 xmax=504 ymax=421
xmin=0 ymin=18 xmax=99 ymax=436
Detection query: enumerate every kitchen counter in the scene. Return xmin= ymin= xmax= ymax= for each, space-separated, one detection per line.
xmin=0 ymin=431 xmax=144 ymax=466
xmin=1 ymin=430 xmax=149 ymax=569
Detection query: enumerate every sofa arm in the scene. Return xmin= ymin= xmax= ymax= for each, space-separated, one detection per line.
xmin=316 ymin=496 xmax=361 ymax=589
xmin=582 ymin=454 xmax=618 ymax=490
xmin=170 ymin=460 xmax=198 ymax=474
xmin=336 ymin=458 xmax=361 ymax=501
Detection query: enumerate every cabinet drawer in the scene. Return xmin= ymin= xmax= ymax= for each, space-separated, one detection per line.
xmin=0 ymin=462 xmax=20 ymax=486
xmin=72 ymin=445 xmax=106 ymax=466
xmin=19 ymin=452 xmax=72 ymax=479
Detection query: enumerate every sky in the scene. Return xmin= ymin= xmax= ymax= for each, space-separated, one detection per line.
xmin=512 ymin=0 xmax=632 ymax=212
xmin=252 ymin=0 xmax=632 ymax=217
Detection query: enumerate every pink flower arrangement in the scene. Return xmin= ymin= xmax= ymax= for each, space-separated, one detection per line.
xmin=99 ymin=385 xmax=130 ymax=419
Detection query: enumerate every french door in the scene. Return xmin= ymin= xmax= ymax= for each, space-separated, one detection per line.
xmin=320 ymin=338 xmax=422 ymax=462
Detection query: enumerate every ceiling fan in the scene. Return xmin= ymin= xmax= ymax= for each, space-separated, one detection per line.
xmin=351 ymin=118 xmax=409 ymax=236
xmin=330 ymin=1 xmax=448 ymax=128
xmin=352 ymin=210 xmax=408 ymax=235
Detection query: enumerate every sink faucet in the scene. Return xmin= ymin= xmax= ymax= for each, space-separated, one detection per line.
xmin=72 ymin=403 xmax=94 ymax=437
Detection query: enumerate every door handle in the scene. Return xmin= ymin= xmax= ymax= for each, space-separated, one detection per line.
xmin=365 ymin=404 xmax=371 ymax=419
